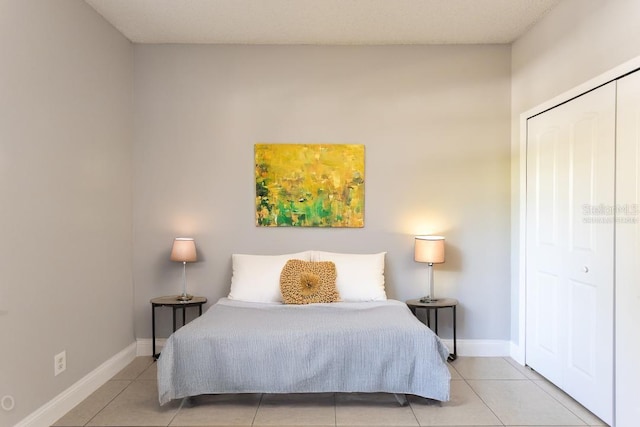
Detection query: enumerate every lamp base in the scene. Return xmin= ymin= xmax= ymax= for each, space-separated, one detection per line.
xmin=176 ymin=294 xmax=193 ymax=302
xmin=420 ymin=296 xmax=439 ymax=303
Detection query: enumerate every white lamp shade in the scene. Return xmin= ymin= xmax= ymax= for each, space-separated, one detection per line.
xmin=414 ymin=236 xmax=445 ymax=264
xmin=170 ymin=238 xmax=197 ymax=262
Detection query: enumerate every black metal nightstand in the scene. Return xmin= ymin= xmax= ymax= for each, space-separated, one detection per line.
xmin=151 ymin=295 xmax=207 ymax=360
xmin=406 ymin=298 xmax=458 ymax=361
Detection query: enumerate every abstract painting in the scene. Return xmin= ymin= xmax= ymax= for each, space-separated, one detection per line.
xmin=255 ymin=144 xmax=365 ymax=227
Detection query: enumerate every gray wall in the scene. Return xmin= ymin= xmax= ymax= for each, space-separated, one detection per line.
xmin=510 ymin=0 xmax=640 ymax=345
xmin=133 ymin=44 xmax=512 ymax=341
xmin=0 ymin=1 xmax=134 ymax=425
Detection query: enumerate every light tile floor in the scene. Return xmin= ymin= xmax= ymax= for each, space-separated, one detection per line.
xmin=53 ymin=356 xmax=607 ymax=427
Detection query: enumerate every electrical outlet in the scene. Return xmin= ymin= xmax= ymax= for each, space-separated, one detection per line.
xmin=54 ymin=351 xmax=66 ymax=376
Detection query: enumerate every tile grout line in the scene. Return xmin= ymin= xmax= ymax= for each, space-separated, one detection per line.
xmin=76 ymin=358 xmax=154 ymax=426
xmin=406 ymin=395 xmax=421 ymax=427
xmin=81 ymin=379 xmax=133 ymax=427
xmin=166 ymin=396 xmax=188 ymax=427
xmin=446 ymin=359 xmax=508 ymax=427
xmin=139 ymin=359 xmax=179 ymax=427
xmin=461 ymin=377 xmax=507 ymax=427
xmin=529 ymin=379 xmax=594 ymax=426
xmin=508 ymin=361 xmax=594 ymax=424
xmin=250 ymin=393 xmax=264 ymax=426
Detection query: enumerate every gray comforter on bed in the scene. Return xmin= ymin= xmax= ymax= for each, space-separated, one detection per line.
xmin=157 ymin=298 xmax=451 ymax=405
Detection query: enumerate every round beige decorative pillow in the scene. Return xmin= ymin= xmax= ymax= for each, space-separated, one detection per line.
xmin=280 ymin=259 xmax=340 ymax=304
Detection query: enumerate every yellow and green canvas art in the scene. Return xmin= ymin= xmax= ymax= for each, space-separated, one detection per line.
xmin=255 ymin=144 xmax=365 ymax=227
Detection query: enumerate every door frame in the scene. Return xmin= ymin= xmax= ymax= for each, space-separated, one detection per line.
xmin=514 ymin=55 xmax=640 ymax=365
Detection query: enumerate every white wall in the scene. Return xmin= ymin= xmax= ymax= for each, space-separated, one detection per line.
xmin=510 ymin=0 xmax=640 ymax=346
xmin=133 ymin=44 xmax=512 ymax=343
xmin=0 ymin=1 xmax=134 ymax=425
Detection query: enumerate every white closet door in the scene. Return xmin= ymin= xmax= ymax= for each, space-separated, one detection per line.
xmin=616 ymin=70 xmax=640 ymax=427
xmin=526 ymin=82 xmax=615 ymax=424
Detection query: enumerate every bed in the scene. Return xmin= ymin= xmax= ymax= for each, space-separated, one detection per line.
xmin=157 ymin=251 xmax=451 ymax=405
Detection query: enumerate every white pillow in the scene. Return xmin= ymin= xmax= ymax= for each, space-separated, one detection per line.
xmin=228 ymin=251 xmax=312 ymax=303
xmin=311 ymin=251 xmax=387 ymax=302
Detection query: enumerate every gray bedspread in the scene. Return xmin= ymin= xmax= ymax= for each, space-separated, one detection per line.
xmin=157 ymin=298 xmax=451 ymax=405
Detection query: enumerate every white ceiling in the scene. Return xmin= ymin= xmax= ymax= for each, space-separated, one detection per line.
xmin=84 ymin=0 xmax=562 ymax=45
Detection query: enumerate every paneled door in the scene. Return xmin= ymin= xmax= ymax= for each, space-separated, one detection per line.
xmin=526 ymin=82 xmax=615 ymax=424
xmin=615 ymin=70 xmax=640 ymax=427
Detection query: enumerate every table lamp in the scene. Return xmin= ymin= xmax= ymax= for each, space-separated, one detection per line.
xmin=170 ymin=237 xmax=197 ymax=301
xmin=414 ymin=235 xmax=445 ymax=302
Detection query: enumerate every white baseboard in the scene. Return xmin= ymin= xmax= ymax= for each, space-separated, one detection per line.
xmin=14 ymin=342 xmax=136 ymax=427
xmin=509 ymin=341 xmax=525 ymax=364
xmin=440 ymin=339 xmax=511 ymax=357
xmin=136 ymin=338 xmax=166 ymax=357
